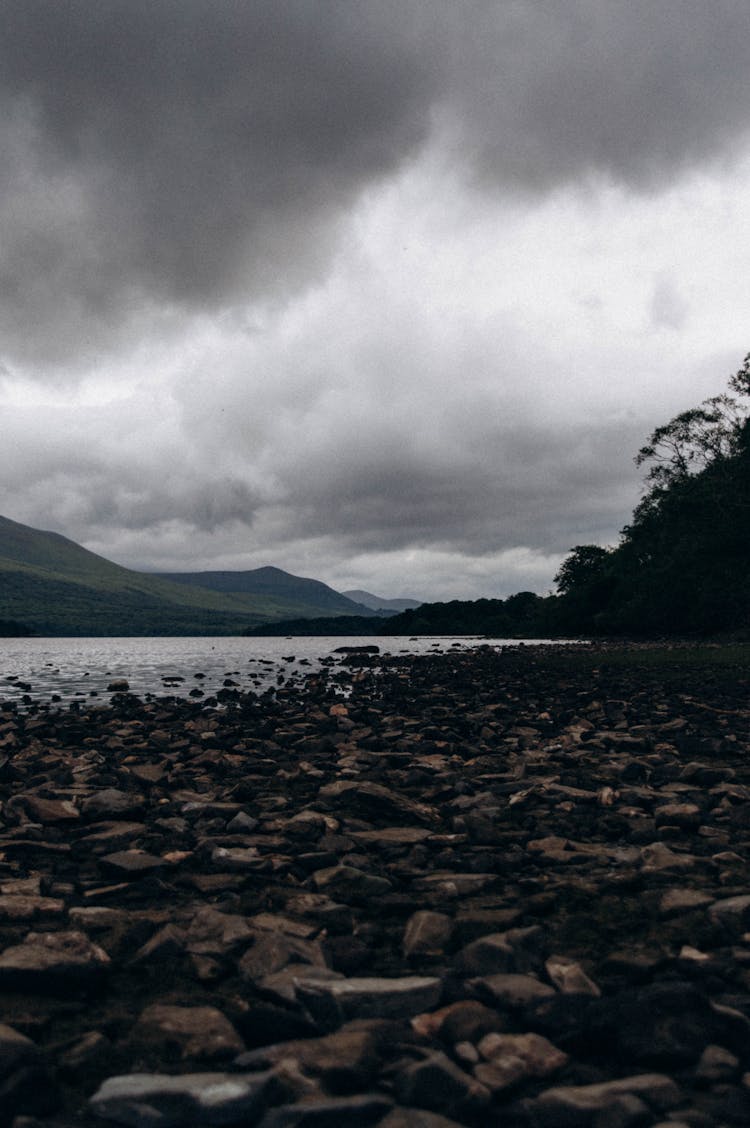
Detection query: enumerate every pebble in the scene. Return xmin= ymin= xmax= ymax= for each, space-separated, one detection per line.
xmin=0 ymin=643 xmax=749 ymax=1126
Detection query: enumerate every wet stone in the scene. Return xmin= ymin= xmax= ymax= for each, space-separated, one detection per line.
xmin=89 ymin=1069 xmax=280 ymax=1128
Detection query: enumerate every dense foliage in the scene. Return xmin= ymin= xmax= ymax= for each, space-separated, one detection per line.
xmin=553 ymin=355 xmax=750 ymax=636
xmin=381 ymin=355 xmax=750 ymax=640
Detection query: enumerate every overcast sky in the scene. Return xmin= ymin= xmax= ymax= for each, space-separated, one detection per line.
xmin=1 ymin=1 xmax=750 ymax=601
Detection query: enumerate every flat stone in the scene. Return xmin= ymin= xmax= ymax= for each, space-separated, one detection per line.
xmin=471 ymin=973 xmax=556 ymax=1009
xmin=297 ymin=975 xmax=443 ymax=1027
xmin=20 ymin=794 xmax=79 ymax=823
xmin=312 ymin=865 xmax=392 ymax=899
xmin=81 ymin=789 xmax=145 ymax=820
xmin=210 ymin=846 xmax=265 ymax=871
xmin=351 ymin=827 xmax=433 ymax=845
xmin=0 ymin=930 xmax=110 ymax=991
xmin=132 ymin=1004 xmax=245 ymax=1061
xmin=0 ymin=894 xmax=65 ymax=921
xmin=257 ymin=1093 xmax=394 ymax=1127
xmin=89 ymin=1070 xmax=278 ymax=1127
xmin=524 ymin=1073 xmax=683 ymax=1125
xmin=659 ymin=888 xmax=715 ymax=917
xmin=100 ymin=850 xmax=165 ymax=876
xmin=640 ymin=843 xmax=696 ymax=873
xmin=379 ymin=1112 xmax=466 ymax=1128
xmin=317 ymin=781 xmax=439 ymax=827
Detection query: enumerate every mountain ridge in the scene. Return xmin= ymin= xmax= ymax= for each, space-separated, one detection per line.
xmin=0 ymin=515 xmax=381 ymax=635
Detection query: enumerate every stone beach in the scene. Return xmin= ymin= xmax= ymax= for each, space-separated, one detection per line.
xmin=1 ymin=642 xmax=750 ymax=1126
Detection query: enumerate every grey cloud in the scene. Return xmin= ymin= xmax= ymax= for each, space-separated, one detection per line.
xmin=2 ymin=1 xmax=750 ymax=366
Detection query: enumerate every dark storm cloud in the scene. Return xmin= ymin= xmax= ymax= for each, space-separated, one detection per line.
xmin=2 ymin=1 xmax=750 ymax=366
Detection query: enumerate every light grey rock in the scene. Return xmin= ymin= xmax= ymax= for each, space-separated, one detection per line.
xmin=89 ymin=1070 xmax=278 ymax=1127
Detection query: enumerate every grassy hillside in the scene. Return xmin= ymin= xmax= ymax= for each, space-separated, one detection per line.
xmin=156 ymin=566 xmax=373 ymax=616
xmin=0 ymin=515 xmax=366 ymax=635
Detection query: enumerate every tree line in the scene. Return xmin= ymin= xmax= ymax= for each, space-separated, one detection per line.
xmin=389 ymin=355 xmax=750 ymax=639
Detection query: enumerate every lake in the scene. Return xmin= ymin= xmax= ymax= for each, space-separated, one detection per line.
xmin=0 ymin=635 xmax=554 ymax=709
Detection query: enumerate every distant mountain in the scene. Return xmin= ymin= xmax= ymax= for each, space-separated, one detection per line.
xmin=0 ymin=515 xmax=374 ymax=636
xmin=341 ymin=589 xmax=422 ymax=612
xmin=157 ymin=566 xmax=375 ymax=617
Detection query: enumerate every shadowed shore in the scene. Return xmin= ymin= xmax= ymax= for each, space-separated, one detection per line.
xmin=1 ymin=643 xmax=750 ymax=1126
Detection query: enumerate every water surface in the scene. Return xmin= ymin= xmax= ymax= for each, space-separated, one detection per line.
xmin=0 ymin=635 xmax=553 ymax=709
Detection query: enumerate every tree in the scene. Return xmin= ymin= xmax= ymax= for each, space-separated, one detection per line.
xmin=554 ymin=545 xmax=612 ymax=595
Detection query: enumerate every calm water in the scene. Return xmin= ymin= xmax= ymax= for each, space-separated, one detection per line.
xmin=0 ymin=635 xmax=551 ymax=709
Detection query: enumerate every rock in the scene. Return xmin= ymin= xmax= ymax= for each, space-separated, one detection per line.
xmin=392 ymin=1050 xmax=490 ymax=1117
xmin=256 ymin=1092 xmax=393 ymax=1127
xmin=545 ymin=956 xmax=601 ymax=996
xmin=18 ymin=795 xmax=79 ymax=824
xmin=694 ymin=1043 xmax=740 ymax=1082
xmin=412 ymin=1001 xmax=507 ymax=1044
xmin=297 ymin=975 xmax=443 ymax=1028
xmin=0 ymin=895 xmax=65 ymax=922
xmin=317 ymin=781 xmax=439 ymax=827
xmin=132 ymin=1004 xmax=245 ymax=1061
xmin=470 ymin=972 xmax=556 ymax=1010
xmin=99 ymin=850 xmax=165 ymax=877
xmin=0 ymin=930 xmax=110 ymax=992
xmin=312 ymin=866 xmax=392 ymax=900
xmin=378 ymin=1112 xmax=465 ymax=1128
xmin=183 ymin=907 xmax=255 ymax=957
xmin=89 ymin=1070 xmax=280 ymax=1127
xmin=709 ymin=894 xmax=750 ymax=934
xmin=238 ymin=934 xmax=326 ymax=981
xmin=0 ymin=1024 xmax=57 ymax=1123
xmin=81 ymin=789 xmax=144 ymax=819
xmin=454 ymin=926 xmax=543 ymax=976
xmin=658 ymin=888 xmax=715 ymax=917
xmin=523 ymin=1073 xmax=683 ymax=1126
xmin=403 ymin=911 xmax=454 ymax=957
xmin=473 ymin=1031 xmax=568 ymax=1092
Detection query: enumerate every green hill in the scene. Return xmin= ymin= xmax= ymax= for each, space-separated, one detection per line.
xmin=156 ymin=566 xmax=374 ymax=617
xmin=0 ymin=515 xmax=368 ymax=635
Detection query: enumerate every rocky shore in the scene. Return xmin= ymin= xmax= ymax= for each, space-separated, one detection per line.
xmin=2 ymin=642 xmax=750 ymax=1127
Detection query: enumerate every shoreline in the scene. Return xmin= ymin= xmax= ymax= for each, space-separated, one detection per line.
xmin=1 ymin=644 xmax=750 ymax=1126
